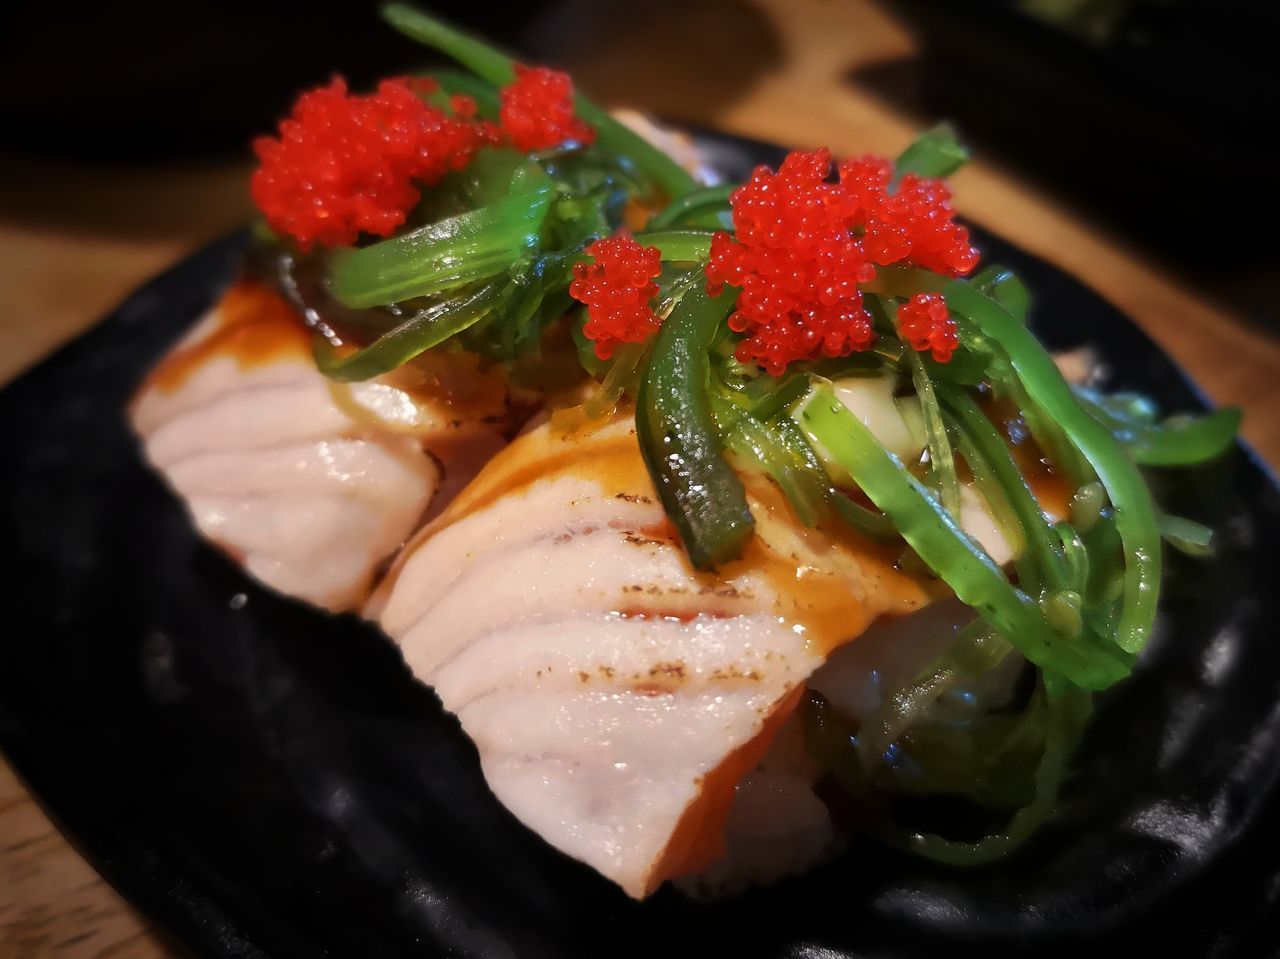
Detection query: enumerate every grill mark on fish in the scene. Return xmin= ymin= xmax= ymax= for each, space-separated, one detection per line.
xmin=388 ymin=512 xmax=671 ymax=649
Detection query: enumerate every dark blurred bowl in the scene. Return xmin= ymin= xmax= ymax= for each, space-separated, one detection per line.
xmin=882 ymin=0 xmax=1280 ymax=262
xmin=0 ymin=1 xmax=546 ymax=160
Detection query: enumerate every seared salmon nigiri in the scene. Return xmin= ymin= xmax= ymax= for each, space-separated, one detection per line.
xmin=370 ymin=411 xmax=935 ymax=897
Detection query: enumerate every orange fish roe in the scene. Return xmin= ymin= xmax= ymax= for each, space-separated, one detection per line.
xmin=252 ymin=77 xmax=494 ymax=250
xmin=707 ymin=148 xmax=979 ymax=374
xmin=897 ymin=293 xmax=958 ymax=363
xmin=705 ymin=149 xmax=878 ymax=376
xmin=569 ymin=234 xmax=663 ymax=360
xmin=499 ymin=64 xmax=595 ymax=151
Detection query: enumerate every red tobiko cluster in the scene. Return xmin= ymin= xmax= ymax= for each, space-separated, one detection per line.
xmin=706 ymin=149 xmax=878 ymax=376
xmin=705 ymin=148 xmax=978 ymax=374
xmin=569 ymin=234 xmax=663 ymax=360
xmin=252 ymin=77 xmax=496 ymax=251
xmin=500 ymin=64 xmax=596 ymax=151
xmin=253 ymin=67 xmax=595 ymax=250
xmin=897 ymin=293 xmax=959 ymax=363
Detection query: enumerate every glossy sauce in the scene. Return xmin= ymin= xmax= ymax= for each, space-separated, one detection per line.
xmin=1026 ymin=470 xmax=1073 ymax=523
xmin=146 ymin=281 xmax=311 ymax=393
xmin=985 ymin=395 xmax=1077 ymax=522
xmin=734 ymin=486 xmax=931 ymax=655
xmin=380 ymin=349 xmax=511 ymax=426
xmin=145 ymin=280 xmax=513 ymax=432
xmin=325 ymin=351 xmax=512 ymax=437
xmin=431 ymin=421 xmax=651 ymax=528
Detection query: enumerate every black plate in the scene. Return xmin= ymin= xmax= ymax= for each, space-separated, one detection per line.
xmin=3 ymin=135 xmax=1280 ymax=959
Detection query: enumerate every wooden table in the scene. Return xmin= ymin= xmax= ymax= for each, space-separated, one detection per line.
xmin=2 ymin=2 xmax=1276 ymax=956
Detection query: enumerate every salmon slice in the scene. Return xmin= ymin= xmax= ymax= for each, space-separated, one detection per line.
xmin=371 ymin=412 xmax=933 ymax=897
xmin=131 ymin=280 xmax=513 ymax=612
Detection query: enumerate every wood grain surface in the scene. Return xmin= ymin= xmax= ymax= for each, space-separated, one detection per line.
xmin=2 ymin=1 xmax=1276 ymax=957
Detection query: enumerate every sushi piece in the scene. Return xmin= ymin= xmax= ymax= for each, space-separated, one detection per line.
xmin=370 ymin=410 xmax=934 ymax=897
xmin=369 ymin=377 xmax=1031 ymax=898
xmin=131 ymin=280 xmax=514 ymax=611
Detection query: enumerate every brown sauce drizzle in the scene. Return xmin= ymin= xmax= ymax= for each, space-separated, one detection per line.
xmin=144 ymin=279 xmax=514 ymax=433
xmin=982 ymin=394 xmax=1076 ymax=521
xmin=430 ymin=420 xmax=649 ymax=530
xmin=1025 ymin=470 xmax=1073 ymax=522
xmin=725 ymin=479 xmax=931 ymax=657
xmin=374 ymin=349 xmax=512 ymax=428
xmin=146 ymin=281 xmax=311 ymax=393
xmin=622 ymin=196 xmax=661 ymax=232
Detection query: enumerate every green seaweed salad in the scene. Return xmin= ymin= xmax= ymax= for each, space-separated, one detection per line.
xmin=252 ymin=3 xmax=1242 ymax=864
